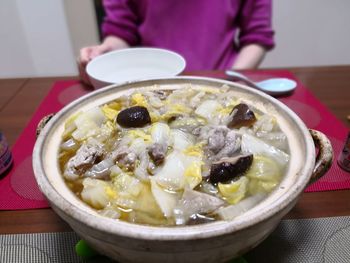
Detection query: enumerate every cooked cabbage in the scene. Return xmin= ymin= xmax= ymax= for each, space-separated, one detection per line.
xmin=218 ymin=176 xmax=249 ymax=205
xmin=150 ymin=122 xmax=170 ymax=144
xmin=153 ymin=152 xmax=187 ymax=190
xmin=171 ymin=129 xmax=193 ymax=151
xmin=195 ymin=100 xmax=222 ymax=121
xmin=216 ymin=193 xmax=266 ymax=220
xmin=241 ymin=133 xmax=289 ymax=166
xmin=151 ymin=179 xmax=179 ymax=218
xmin=72 ymin=107 xmax=106 ymax=141
xmin=81 ymin=178 xmax=114 ymax=209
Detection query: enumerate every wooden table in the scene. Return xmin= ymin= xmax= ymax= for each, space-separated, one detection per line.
xmin=0 ymin=66 xmax=349 ymax=234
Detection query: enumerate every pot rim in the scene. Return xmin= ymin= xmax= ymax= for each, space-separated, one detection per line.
xmin=33 ymin=76 xmax=315 ymax=241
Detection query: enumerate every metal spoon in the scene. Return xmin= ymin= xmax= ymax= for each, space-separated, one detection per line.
xmin=225 ymin=70 xmax=297 ymax=96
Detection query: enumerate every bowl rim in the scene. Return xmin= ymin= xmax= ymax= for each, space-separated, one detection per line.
xmin=33 ymin=76 xmax=315 ymax=241
xmin=85 ymin=47 xmax=187 ymax=84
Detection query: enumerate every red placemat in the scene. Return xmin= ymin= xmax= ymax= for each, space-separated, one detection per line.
xmin=0 ymin=71 xmax=349 ymax=210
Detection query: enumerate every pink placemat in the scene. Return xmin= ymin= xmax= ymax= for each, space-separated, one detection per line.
xmin=0 ymin=71 xmax=349 ymax=210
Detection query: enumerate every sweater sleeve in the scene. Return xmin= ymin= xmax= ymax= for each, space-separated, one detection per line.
xmin=237 ymin=0 xmax=275 ymax=50
xmin=102 ymin=0 xmax=140 ymax=46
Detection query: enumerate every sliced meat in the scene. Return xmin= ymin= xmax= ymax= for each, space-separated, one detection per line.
xmin=64 ymin=143 xmax=104 ymax=180
xmin=194 ymin=126 xmax=228 ymax=140
xmin=193 ymin=126 xmax=240 ymax=161
xmin=148 ymin=143 xmax=167 ymax=165
xmin=107 ymin=145 xmax=138 ymax=171
xmin=116 ymin=151 xmax=137 ymax=171
xmin=207 ymin=127 xmax=227 ymax=154
xmin=212 ymin=130 xmax=241 ymax=161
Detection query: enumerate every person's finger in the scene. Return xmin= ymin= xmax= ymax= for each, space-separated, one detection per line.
xmin=90 ymin=45 xmax=109 ymax=60
xmin=77 ymin=44 xmax=112 ymax=87
xmin=77 ymin=56 xmax=92 ymax=86
xmin=78 ymin=46 xmax=100 ymax=86
xmin=79 ymin=47 xmax=94 ymax=67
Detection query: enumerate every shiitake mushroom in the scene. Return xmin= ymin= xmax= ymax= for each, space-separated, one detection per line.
xmin=208 ymin=154 xmax=253 ymax=184
xmin=227 ymin=103 xmax=256 ymax=129
xmin=116 ymin=106 xmax=151 ymax=128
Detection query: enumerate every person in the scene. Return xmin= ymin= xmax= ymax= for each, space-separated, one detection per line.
xmin=78 ymin=0 xmax=275 ymax=84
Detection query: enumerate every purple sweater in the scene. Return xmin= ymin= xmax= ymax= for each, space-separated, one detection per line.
xmin=102 ymin=0 xmax=274 ymax=70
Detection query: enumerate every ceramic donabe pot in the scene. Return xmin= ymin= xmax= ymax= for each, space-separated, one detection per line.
xmin=33 ymin=77 xmax=333 ymax=263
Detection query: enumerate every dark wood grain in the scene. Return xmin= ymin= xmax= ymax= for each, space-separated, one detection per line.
xmin=0 ymin=209 xmax=71 ymax=234
xmin=286 ymin=190 xmax=350 ymax=219
xmin=0 ymin=78 xmax=28 ymax=114
xmin=0 ymin=77 xmax=77 ymax=145
xmin=0 ymin=67 xmax=349 ymax=234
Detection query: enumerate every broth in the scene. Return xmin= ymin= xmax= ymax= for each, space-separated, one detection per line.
xmin=59 ymin=85 xmax=290 ymax=226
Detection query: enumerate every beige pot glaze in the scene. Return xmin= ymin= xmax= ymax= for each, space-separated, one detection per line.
xmin=33 ymin=77 xmax=333 ymax=263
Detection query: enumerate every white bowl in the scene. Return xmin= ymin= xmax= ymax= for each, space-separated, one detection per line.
xmin=86 ymin=48 xmax=186 ymax=89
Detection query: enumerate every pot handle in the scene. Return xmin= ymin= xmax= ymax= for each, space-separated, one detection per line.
xmin=308 ymin=129 xmax=333 ymax=185
xmin=36 ymin=113 xmax=55 ymax=139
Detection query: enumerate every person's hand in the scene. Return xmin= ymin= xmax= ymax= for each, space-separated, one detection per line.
xmin=77 ymin=36 xmax=130 ymax=85
xmin=232 ymin=44 xmax=266 ymax=70
xmin=78 ymin=44 xmax=110 ymax=85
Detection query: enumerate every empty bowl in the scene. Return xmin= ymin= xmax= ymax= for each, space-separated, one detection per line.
xmin=86 ymin=48 xmax=186 ymax=89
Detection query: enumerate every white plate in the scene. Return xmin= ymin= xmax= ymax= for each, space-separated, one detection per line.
xmin=86 ymin=48 xmax=186 ymax=89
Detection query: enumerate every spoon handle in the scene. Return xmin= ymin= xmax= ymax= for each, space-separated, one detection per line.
xmin=225 ymin=70 xmax=249 ymax=80
xmin=225 ymin=70 xmax=261 ymax=90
